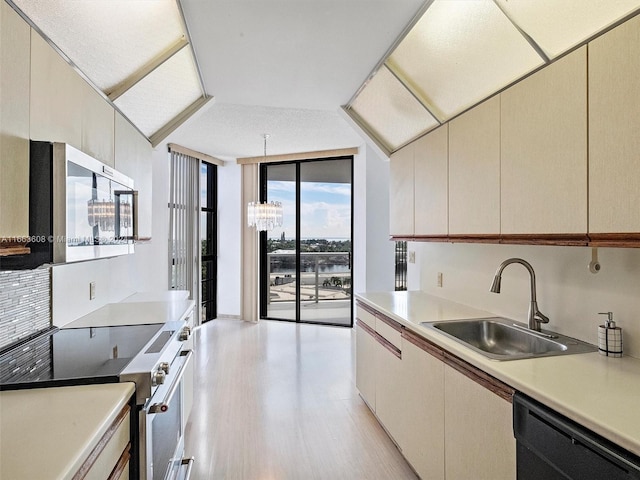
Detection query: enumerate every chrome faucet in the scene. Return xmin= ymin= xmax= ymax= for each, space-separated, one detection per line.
xmin=490 ymin=258 xmax=550 ymax=332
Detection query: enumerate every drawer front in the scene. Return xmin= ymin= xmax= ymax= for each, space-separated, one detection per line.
xmin=84 ymin=412 xmax=130 ymax=480
xmin=356 ymin=306 xmax=376 ymax=330
xmin=375 ymin=318 xmax=402 ymax=350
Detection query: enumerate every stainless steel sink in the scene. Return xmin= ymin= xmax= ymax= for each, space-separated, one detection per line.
xmin=421 ymin=317 xmax=597 ymax=360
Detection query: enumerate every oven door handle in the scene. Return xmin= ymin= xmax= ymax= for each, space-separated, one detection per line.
xmin=148 ymin=349 xmax=192 ymax=414
xmin=179 ymin=457 xmax=195 ymax=479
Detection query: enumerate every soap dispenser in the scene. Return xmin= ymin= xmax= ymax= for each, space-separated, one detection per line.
xmin=597 ymin=312 xmax=623 ymax=357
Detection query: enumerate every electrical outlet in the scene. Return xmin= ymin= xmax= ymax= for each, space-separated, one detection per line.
xmin=89 ymin=282 xmax=96 ymax=300
xmin=437 ymin=272 xmax=443 ymax=288
xmin=408 ymin=251 xmax=416 ymax=264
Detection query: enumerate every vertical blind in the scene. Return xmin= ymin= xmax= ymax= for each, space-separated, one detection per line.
xmin=168 ymin=147 xmax=200 ymax=300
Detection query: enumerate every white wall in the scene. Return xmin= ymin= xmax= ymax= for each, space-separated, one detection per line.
xmin=407 ymin=242 xmax=640 ymax=358
xmin=353 ymin=144 xmax=395 ymax=294
xmin=217 ymin=162 xmax=242 ymax=317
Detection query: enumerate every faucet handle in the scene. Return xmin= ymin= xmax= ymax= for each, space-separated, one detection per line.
xmin=535 ymin=311 xmax=550 ymax=324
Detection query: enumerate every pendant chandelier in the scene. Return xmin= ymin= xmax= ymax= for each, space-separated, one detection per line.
xmin=247 ymin=134 xmax=284 ymax=232
xmin=87 ymin=198 xmax=132 ymax=232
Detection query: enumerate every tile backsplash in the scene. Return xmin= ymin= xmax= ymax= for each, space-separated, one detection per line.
xmin=0 ymin=268 xmax=51 ymax=350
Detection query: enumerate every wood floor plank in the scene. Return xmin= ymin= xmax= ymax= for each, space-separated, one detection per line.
xmin=184 ymin=319 xmax=417 ymax=480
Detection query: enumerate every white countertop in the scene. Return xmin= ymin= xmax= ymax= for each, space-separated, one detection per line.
xmin=63 ymin=298 xmax=195 ymax=328
xmin=121 ymin=290 xmax=190 ymax=303
xmin=0 ymin=383 xmax=135 ymax=480
xmin=356 ymin=290 xmax=640 ymax=457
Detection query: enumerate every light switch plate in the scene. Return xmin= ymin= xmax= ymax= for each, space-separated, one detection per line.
xmin=89 ymin=282 xmax=96 ymax=300
xmin=408 ymin=251 xmax=416 ymax=263
xmin=437 ymin=272 xmax=443 ymax=287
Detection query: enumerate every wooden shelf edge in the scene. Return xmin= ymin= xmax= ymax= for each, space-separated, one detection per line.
xmin=0 ymin=240 xmax=30 ymax=256
xmin=390 ymin=233 xmax=640 ymax=248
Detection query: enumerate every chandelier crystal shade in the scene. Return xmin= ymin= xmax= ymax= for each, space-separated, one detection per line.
xmin=247 ymin=201 xmax=283 ymax=231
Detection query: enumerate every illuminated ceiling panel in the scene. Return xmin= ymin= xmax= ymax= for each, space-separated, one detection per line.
xmin=114 ymin=47 xmax=203 ymax=138
xmin=386 ymin=0 xmax=544 ymax=121
xmin=350 ymin=66 xmax=439 ymax=151
xmin=11 ymin=0 xmax=185 ymax=92
xmin=495 ymin=0 xmax=640 ymax=59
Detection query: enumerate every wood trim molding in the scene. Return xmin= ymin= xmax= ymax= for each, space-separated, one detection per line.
xmin=236 ymin=147 xmax=359 ymax=165
xmin=168 ymin=143 xmax=225 ymax=166
xmin=72 ymin=404 xmax=130 ymax=480
xmin=0 ymin=240 xmax=30 ymax=256
xmin=401 ymin=329 xmax=514 ymax=403
xmin=357 ymin=319 xmax=402 ymax=359
xmin=107 ymin=443 xmax=131 ymax=480
xmin=588 ymin=233 xmax=640 ymax=248
xmin=391 ymin=233 xmax=594 ymax=247
xmin=357 ymin=301 xmax=403 ymax=332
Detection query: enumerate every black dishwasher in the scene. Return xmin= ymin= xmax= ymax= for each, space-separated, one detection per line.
xmin=513 ymin=392 xmax=640 ymax=480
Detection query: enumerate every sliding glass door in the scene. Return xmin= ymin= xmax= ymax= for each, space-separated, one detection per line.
xmin=260 ymin=157 xmax=353 ymax=327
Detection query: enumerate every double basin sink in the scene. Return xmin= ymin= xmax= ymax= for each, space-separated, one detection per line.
xmin=421 ymin=317 xmax=596 ymax=361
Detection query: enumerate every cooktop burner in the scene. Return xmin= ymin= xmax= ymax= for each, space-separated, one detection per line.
xmin=0 ymin=323 xmax=163 ymax=389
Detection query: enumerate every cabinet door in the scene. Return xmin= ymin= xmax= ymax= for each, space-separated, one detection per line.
xmin=30 ymin=31 xmax=83 ymax=148
xmin=0 ymin=1 xmax=30 ymax=238
xmin=389 ymin=143 xmax=414 ymax=236
xmin=373 ymin=340 xmax=403 ymax=447
xmin=115 ymin=113 xmax=153 ymax=239
xmin=501 ymin=47 xmax=587 ymax=234
xmin=355 ymin=323 xmax=376 ymax=410
xmin=449 ymin=96 xmax=501 ymax=235
xmin=414 ymin=125 xmax=448 ymax=236
xmin=81 ymin=80 xmax=114 ymax=167
xmin=588 ymin=15 xmax=640 ymax=233
xmin=400 ymin=338 xmax=445 ymax=480
xmin=444 ymin=366 xmax=515 ymax=480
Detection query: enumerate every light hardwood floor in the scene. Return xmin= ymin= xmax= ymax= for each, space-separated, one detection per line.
xmin=184 ymin=318 xmax=418 ymax=480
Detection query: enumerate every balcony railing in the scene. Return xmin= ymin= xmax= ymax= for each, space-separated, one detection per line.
xmin=266 ymin=251 xmax=351 ymax=304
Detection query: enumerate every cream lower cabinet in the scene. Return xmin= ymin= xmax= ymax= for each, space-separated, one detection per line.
xmin=444 ymin=365 xmax=516 ymax=480
xmin=355 ymin=305 xmax=404 ymax=444
xmin=399 ymin=336 xmax=445 ymax=480
xmin=357 ymin=307 xmax=516 ymax=480
xmin=356 ymin=321 xmax=377 ymax=410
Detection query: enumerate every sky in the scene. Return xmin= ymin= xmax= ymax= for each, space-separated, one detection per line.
xmin=267 ymin=180 xmax=351 ymax=240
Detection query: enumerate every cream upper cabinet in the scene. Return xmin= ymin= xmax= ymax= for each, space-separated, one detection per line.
xmin=115 ymin=113 xmax=153 ymax=240
xmin=414 ymin=125 xmax=448 ymax=236
xmin=399 ymin=338 xmax=445 ymax=480
xmin=588 ymin=15 xmax=640 ymax=234
xmin=444 ymin=366 xmax=515 ymax=480
xmin=30 ymin=31 xmax=114 ymax=167
xmin=501 ymin=47 xmax=588 ymax=235
xmin=389 ymin=143 xmax=414 ymax=236
xmin=449 ymin=96 xmax=501 ymax=235
xmin=81 ymin=80 xmax=115 ymax=168
xmin=30 ymin=32 xmax=82 ymax=149
xmin=0 ymin=1 xmax=30 ymax=238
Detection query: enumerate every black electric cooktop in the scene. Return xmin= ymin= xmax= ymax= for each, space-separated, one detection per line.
xmin=0 ymin=323 xmax=163 ymax=390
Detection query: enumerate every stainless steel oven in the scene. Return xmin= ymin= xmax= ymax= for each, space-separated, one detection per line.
xmin=140 ymin=348 xmax=194 ymax=480
xmin=0 ymin=318 xmax=195 ymax=480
